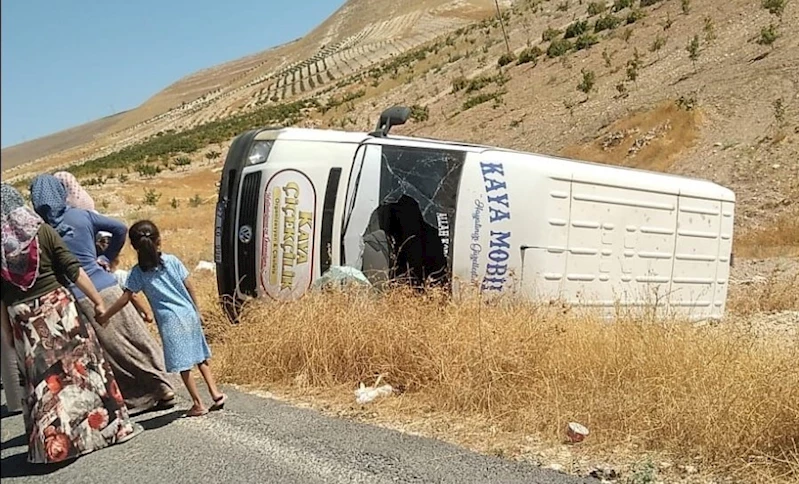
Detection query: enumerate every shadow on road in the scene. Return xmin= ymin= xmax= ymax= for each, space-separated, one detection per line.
xmin=1 ymin=434 xmax=26 ymax=451
xmin=1 ymin=404 xmax=22 ymax=419
xmin=0 ymin=453 xmax=74 ymax=478
xmin=137 ymin=409 xmax=184 ymax=430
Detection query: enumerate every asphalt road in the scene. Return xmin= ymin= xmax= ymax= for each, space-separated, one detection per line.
xmin=1 ymin=381 xmax=597 ymax=484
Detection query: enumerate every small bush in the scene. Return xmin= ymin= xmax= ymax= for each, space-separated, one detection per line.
xmin=686 ymin=34 xmax=701 ymax=67
xmin=575 ymin=33 xmax=600 ymax=50
xmin=143 ymin=188 xmax=161 ymax=206
xmin=594 ymin=14 xmax=622 ymax=32
xmin=170 ymin=197 xmax=180 ymax=209
xmin=174 ymin=156 xmax=192 ymax=167
xmin=773 ymin=98 xmax=786 ymax=126
xmin=542 ymin=27 xmax=562 ymax=42
xmin=136 ymin=163 xmax=161 ymax=178
xmin=612 ymin=0 xmax=634 ymax=12
xmin=189 ymin=194 xmax=204 ymax=208
xmin=621 ymin=27 xmax=635 ymax=42
xmin=587 ymin=1 xmax=607 ymax=16
xmin=676 ymin=93 xmax=698 ymax=110
xmin=547 ymin=38 xmax=574 ymax=58
xmin=451 ymin=76 xmax=469 ymax=93
xmin=650 ymin=35 xmax=667 ymax=53
xmin=681 ymin=0 xmax=691 ymax=14
xmin=564 ymin=20 xmax=589 ymax=38
xmin=205 ymin=150 xmax=222 ymax=161
xmin=118 ymin=173 xmax=129 ymax=183
xmin=640 ymin=0 xmax=664 ymax=6
xmin=465 ymin=75 xmax=493 ymax=93
xmin=577 ymin=68 xmax=596 ymax=96
xmin=602 ymin=48 xmax=613 ymax=68
xmin=704 ymin=16 xmax=717 ymax=42
xmin=409 ymin=104 xmax=430 ymax=122
xmin=517 ymin=46 xmax=543 ymax=65
xmin=626 ymin=49 xmax=643 ymax=82
xmin=462 ymin=91 xmax=506 ymax=110
xmin=762 ymin=0 xmax=788 ymax=17
xmin=557 ymin=1 xmax=570 ymax=12
xmin=497 ymin=52 xmax=516 ymax=67
xmin=627 ymin=8 xmax=646 ymax=24
xmin=757 ymin=24 xmax=780 ymax=46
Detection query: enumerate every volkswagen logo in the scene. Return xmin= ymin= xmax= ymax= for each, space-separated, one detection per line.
xmin=238 ymin=225 xmax=253 ymax=244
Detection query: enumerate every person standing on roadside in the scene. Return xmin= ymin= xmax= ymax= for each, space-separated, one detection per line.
xmin=1 ymin=184 xmax=142 ymax=464
xmin=29 ymin=174 xmax=176 ymax=414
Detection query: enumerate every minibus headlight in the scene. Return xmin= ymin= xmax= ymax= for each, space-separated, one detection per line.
xmin=247 ymin=140 xmax=274 ymax=165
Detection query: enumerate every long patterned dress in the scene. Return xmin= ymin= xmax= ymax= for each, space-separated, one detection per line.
xmin=6 ymin=287 xmax=141 ymax=464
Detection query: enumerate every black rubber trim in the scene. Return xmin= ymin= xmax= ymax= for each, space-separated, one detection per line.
xmin=320 ymin=168 xmax=342 ymax=275
xmin=236 ymin=171 xmax=263 ymax=297
xmin=215 ymin=127 xmax=277 ymax=323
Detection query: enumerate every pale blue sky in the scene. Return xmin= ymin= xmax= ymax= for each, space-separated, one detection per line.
xmin=1 ymin=0 xmax=344 ymax=148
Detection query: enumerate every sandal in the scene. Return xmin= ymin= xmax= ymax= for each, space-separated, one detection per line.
xmin=152 ymin=397 xmax=177 ymax=411
xmin=209 ymin=394 xmax=227 ymax=412
xmin=185 ymin=405 xmax=208 ymax=418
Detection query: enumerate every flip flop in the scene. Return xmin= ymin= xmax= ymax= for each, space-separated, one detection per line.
xmin=209 ymin=394 xmax=227 ymax=412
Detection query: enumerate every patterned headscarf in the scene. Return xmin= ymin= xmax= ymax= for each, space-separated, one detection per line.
xmin=53 ymin=171 xmax=95 ymax=211
xmin=30 ymin=174 xmax=74 ymax=238
xmin=1 ymin=183 xmax=43 ymax=290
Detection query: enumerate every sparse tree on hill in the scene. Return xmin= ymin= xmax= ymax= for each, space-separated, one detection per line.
xmin=577 ymin=69 xmax=596 ymax=100
xmin=758 ymin=24 xmax=780 ymax=47
xmin=650 ymin=35 xmax=667 ymax=59
xmin=626 ymin=48 xmax=642 ymax=84
xmin=762 ymin=0 xmax=788 ymax=18
xmin=686 ymin=34 xmax=701 ymax=71
xmin=681 ymin=0 xmax=691 ymax=15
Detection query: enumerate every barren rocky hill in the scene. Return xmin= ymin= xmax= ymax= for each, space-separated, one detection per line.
xmin=4 ymin=0 xmax=798 ymax=234
xmin=1 ymin=0 xmax=506 ymax=170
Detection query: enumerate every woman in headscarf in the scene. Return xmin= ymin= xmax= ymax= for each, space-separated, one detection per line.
xmin=1 ymin=183 xmax=142 ymax=464
xmin=53 ymin=171 xmax=96 ymax=212
xmin=29 ymin=175 xmax=176 ymax=414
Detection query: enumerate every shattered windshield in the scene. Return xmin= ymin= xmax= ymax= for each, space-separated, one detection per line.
xmin=379 ymin=145 xmax=466 ymax=236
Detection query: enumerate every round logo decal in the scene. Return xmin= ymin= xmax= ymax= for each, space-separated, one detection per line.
xmin=238 ymin=225 xmax=253 ymax=244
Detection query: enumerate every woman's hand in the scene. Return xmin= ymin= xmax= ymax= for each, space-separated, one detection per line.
xmin=94 ymin=303 xmax=108 ymax=325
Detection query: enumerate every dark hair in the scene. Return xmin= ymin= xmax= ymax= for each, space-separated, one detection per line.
xmin=129 ymin=220 xmax=162 ymax=272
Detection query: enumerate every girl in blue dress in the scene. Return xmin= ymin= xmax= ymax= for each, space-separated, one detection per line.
xmin=97 ymin=220 xmax=226 ymax=417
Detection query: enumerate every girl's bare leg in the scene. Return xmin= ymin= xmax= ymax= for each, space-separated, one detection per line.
xmin=180 ymin=369 xmax=207 ymax=416
xmin=197 ymin=360 xmax=224 ymax=400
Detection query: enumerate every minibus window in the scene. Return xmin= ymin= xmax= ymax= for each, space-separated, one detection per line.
xmin=350 ymin=144 xmax=467 ymax=288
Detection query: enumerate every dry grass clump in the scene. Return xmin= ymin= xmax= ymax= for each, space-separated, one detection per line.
xmin=197 ymin=281 xmax=799 ymax=480
xmin=727 ymin=269 xmax=799 ymax=316
xmin=735 ymin=210 xmax=799 ymax=259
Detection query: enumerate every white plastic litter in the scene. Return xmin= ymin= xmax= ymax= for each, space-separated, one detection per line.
xmin=566 ymin=422 xmax=590 ymax=443
xmin=354 ymin=375 xmax=393 ymax=404
xmin=314 ymin=266 xmax=371 ymax=290
xmin=195 ymin=260 xmax=216 ymax=272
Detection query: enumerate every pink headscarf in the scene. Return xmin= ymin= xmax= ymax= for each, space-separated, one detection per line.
xmin=53 ymin=171 xmax=95 ymax=211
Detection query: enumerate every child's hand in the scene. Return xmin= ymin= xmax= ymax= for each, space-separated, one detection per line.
xmin=142 ymin=313 xmax=154 ymax=324
xmin=95 ymin=309 xmax=110 ymax=326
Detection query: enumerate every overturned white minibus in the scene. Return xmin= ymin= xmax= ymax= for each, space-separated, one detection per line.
xmin=214 ymin=107 xmax=735 ymax=322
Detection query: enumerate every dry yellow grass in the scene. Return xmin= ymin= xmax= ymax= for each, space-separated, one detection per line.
xmin=191 ymin=279 xmax=798 ymax=482
xmin=735 ymin=210 xmax=799 ymax=259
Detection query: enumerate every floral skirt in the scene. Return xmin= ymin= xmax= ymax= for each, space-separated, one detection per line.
xmin=77 ymin=285 xmax=174 ymax=412
xmin=6 ymin=287 xmax=141 ymax=464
